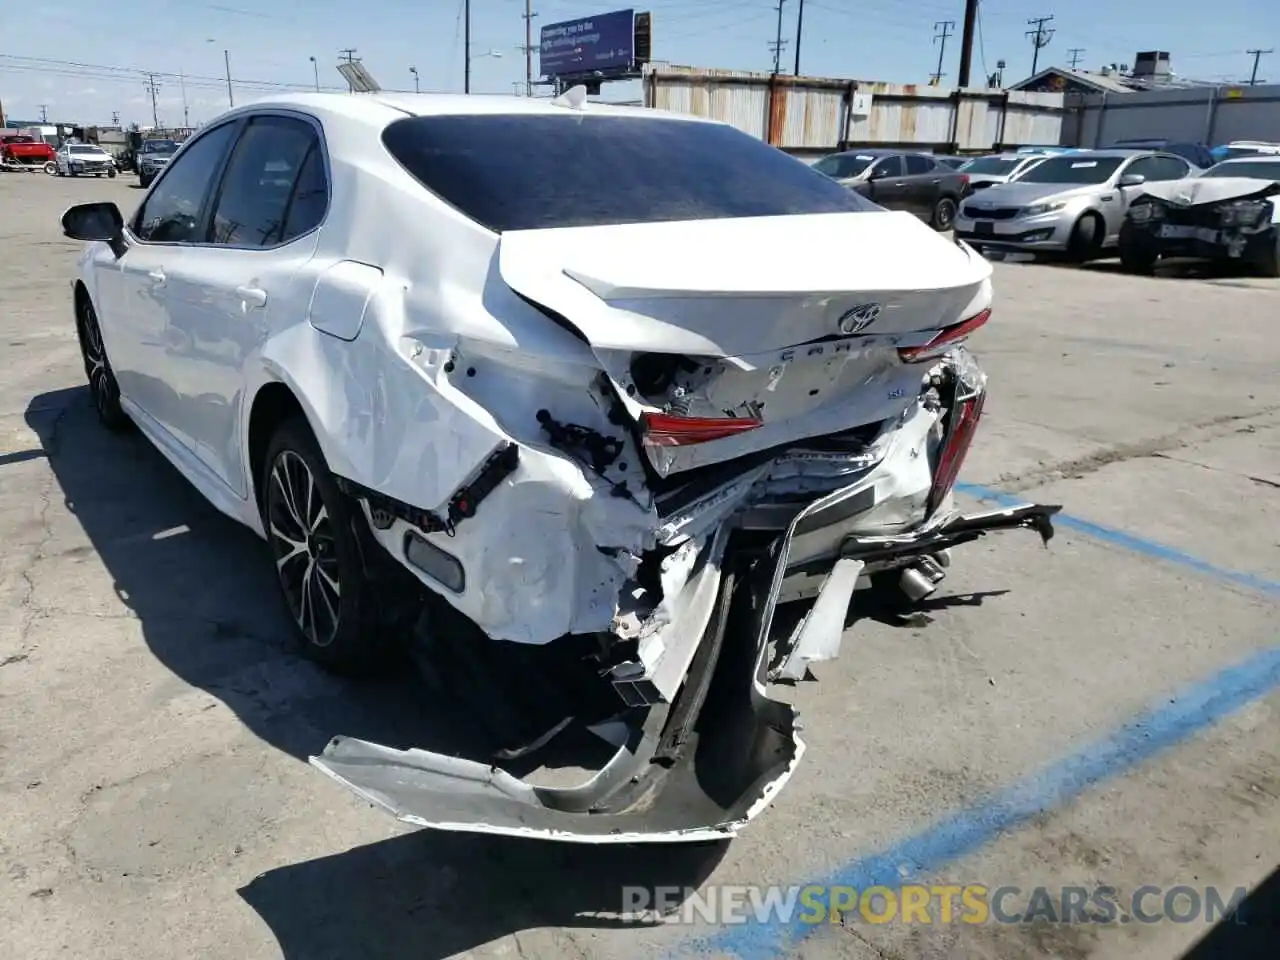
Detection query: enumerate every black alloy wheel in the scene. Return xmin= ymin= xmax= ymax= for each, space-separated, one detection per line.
xmin=76 ymin=294 xmax=131 ymax=431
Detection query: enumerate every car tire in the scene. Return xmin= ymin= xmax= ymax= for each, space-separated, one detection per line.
xmin=260 ymin=417 xmax=389 ymax=675
xmin=1118 ymin=237 xmax=1159 ymax=275
xmin=1258 ymin=241 xmax=1280 ymax=279
xmin=43 ymin=161 xmax=56 ymax=175
xmin=75 ymin=292 xmax=131 ymax=433
xmin=107 ymin=167 xmax=117 ymax=179
xmin=1066 ymin=212 xmax=1104 ymax=262
xmin=931 ymin=196 xmax=958 ymax=231
xmin=139 ymin=174 xmax=152 ymax=189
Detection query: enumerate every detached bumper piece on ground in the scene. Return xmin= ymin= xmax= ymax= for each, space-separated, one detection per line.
xmin=311 ymin=501 xmax=1058 ymax=844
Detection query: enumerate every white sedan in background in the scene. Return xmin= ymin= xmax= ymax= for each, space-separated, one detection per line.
xmin=59 ymin=90 xmax=1057 ymax=844
xmin=55 ymin=142 xmax=117 ymax=178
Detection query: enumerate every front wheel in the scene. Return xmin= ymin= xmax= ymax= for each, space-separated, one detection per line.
xmin=75 ymin=293 xmax=131 ymax=432
xmin=43 ymin=160 xmax=56 ymax=175
xmin=1066 ymin=213 xmax=1104 ymax=263
xmin=1118 ymin=237 xmax=1159 ymax=275
xmin=107 ymin=167 xmax=117 ymax=179
xmin=138 ymin=174 xmax=152 ymax=189
xmin=260 ymin=418 xmax=388 ymax=675
xmin=931 ymin=196 xmax=958 ymax=231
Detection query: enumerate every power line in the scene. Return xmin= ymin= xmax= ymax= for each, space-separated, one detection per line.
xmin=0 ymin=53 xmax=343 ymax=94
xmin=1025 ymin=14 xmax=1055 ymax=77
xmin=1067 ymin=47 xmax=1085 ymax=69
xmin=769 ymin=0 xmax=788 ymax=76
xmin=1246 ymin=48 xmax=1272 ymax=85
xmin=931 ymin=20 xmax=955 ymax=84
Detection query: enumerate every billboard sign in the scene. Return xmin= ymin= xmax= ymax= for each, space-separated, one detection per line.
xmin=539 ymin=9 xmax=635 ymax=79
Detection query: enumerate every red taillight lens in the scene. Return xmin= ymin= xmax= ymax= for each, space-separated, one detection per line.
xmin=639 ymin=413 xmax=763 ymax=447
xmin=897 ymin=307 xmax=991 ymax=364
xmin=956 ymin=173 xmax=970 ymax=187
xmin=926 ymin=390 xmax=985 ymax=517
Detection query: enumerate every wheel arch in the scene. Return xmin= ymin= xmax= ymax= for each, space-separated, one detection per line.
xmin=246 ymin=379 xmax=312 ymax=511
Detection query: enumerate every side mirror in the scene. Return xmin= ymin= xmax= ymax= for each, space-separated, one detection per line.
xmin=61 ymin=202 xmax=126 ymax=258
xmin=1118 ymin=173 xmax=1146 ymax=188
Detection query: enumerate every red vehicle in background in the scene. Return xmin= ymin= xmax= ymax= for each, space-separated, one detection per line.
xmin=1 ymin=133 xmax=57 ymax=172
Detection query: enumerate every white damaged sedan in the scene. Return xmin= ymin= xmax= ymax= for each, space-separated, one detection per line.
xmin=60 ymin=90 xmax=1059 ymax=843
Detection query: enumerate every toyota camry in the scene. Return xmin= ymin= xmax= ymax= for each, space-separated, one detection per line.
xmin=60 ymin=89 xmax=1059 ymax=844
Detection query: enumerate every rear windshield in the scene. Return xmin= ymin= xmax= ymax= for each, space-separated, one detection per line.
xmin=3 ymin=135 xmax=36 ymax=143
xmin=1202 ymin=160 xmax=1280 ymax=179
xmin=381 ymin=114 xmax=876 ymax=232
xmin=1017 ymin=156 xmax=1124 ymax=184
xmin=959 ymin=156 xmax=1021 ymax=175
xmin=812 ymin=153 xmax=875 ymax=179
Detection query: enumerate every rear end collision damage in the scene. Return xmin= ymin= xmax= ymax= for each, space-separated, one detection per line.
xmin=311 ymin=226 xmax=1060 ymax=844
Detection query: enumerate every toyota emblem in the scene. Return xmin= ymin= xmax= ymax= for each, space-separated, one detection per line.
xmin=837 ymin=303 xmax=882 ymax=335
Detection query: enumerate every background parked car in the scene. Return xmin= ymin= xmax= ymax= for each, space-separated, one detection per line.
xmin=1108 ymin=138 xmax=1214 ymax=170
xmin=137 ymin=138 xmax=181 ymax=188
xmin=811 ymin=148 xmax=972 ymax=230
xmin=1211 ymin=140 xmax=1280 ymax=162
xmin=931 ymin=154 xmax=968 ymax=170
xmin=953 ymin=149 xmax=1196 ymax=261
xmin=958 ymin=152 xmax=1053 ymax=191
xmin=1118 ymin=155 xmax=1280 ymax=276
xmin=55 ymin=142 xmax=117 ymax=178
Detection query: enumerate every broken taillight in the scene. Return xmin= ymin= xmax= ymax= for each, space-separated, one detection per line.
xmin=925 ymin=390 xmax=985 ymax=517
xmin=897 ymin=307 xmax=991 ymax=364
xmin=639 ymin=412 xmax=763 ymax=447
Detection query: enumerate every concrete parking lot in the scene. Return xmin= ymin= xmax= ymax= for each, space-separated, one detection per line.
xmin=1 ymin=173 xmax=1277 ymax=960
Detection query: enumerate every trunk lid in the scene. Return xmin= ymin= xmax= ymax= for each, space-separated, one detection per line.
xmin=497 ymin=210 xmax=993 ymax=475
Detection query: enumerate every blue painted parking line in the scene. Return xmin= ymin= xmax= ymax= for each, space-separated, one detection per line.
xmin=690 ymin=644 xmax=1280 ymax=960
xmin=956 ymin=482 xmax=1280 ymax=599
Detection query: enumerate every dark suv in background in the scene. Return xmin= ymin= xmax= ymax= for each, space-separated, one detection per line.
xmin=1107 ymin=138 xmax=1214 ymax=169
xmin=137 ymin=138 xmax=181 ymax=188
xmin=811 ymin=148 xmax=972 ymax=231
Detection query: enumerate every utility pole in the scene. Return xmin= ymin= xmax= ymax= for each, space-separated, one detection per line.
xmin=931 ymin=20 xmax=955 ymax=84
xmin=111 ymin=111 xmax=120 ymax=126
xmin=339 ymin=48 xmax=358 ymax=92
xmin=523 ymin=0 xmax=537 ymax=95
xmin=1246 ymin=48 xmax=1272 ymax=85
xmin=310 ymin=56 xmax=320 ymax=92
xmin=793 ymin=0 xmax=805 ymax=76
xmin=223 ymin=49 xmax=234 ymax=107
xmin=39 ymin=104 xmax=49 ymax=123
xmin=410 ymin=66 xmax=420 ymax=93
xmin=1025 ymin=15 xmax=1055 ymax=78
xmin=179 ymin=71 xmax=190 ymax=127
xmin=956 ymin=0 xmax=979 ymax=87
xmin=1067 ymin=47 xmax=1085 ymax=70
xmin=769 ymin=0 xmax=788 ymax=76
xmin=464 ymin=0 xmax=472 ymax=93
xmin=144 ymin=74 xmax=161 ymax=128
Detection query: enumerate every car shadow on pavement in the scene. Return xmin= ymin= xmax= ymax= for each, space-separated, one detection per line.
xmin=28 ymin=385 xmax=728 ymax=954
xmin=238 ymin=830 xmax=728 ymax=958
xmin=26 ymin=385 xmax=467 ymax=765
xmin=1180 ymin=864 xmax=1280 ymax=960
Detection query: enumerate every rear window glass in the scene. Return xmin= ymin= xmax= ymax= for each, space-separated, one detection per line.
xmin=959 ymin=157 xmax=1020 ymax=175
xmin=381 ymin=113 xmax=876 ymax=232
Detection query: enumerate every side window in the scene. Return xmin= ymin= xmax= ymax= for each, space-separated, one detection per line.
xmin=904 ymin=154 xmax=936 ymax=175
xmin=871 ymin=155 xmax=902 ymax=178
xmin=1123 ymin=157 xmax=1161 ymax=182
xmin=207 ymin=116 xmax=325 ymax=247
xmin=132 ymin=123 xmax=238 ymax=243
xmin=281 ymin=143 xmax=328 ymax=241
xmin=1154 ymin=156 xmax=1191 ymax=180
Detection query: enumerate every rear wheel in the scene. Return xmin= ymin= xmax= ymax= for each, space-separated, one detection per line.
xmin=260 ymin=417 xmax=388 ymax=675
xmin=1118 ymin=236 xmax=1159 ymax=274
xmin=1258 ymin=240 xmax=1280 ymax=279
xmin=75 ymin=292 xmax=131 ymax=432
xmin=931 ymin=196 xmax=958 ymax=231
xmin=1066 ymin=212 xmax=1104 ymax=262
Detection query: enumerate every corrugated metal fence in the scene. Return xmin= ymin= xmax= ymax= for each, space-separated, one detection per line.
xmin=1062 ymin=83 xmax=1280 ymax=147
xmin=642 ymin=64 xmax=1067 ymax=154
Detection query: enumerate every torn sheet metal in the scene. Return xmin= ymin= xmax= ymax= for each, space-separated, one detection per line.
xmin=775 ymin=557 xmax=864 ymax=682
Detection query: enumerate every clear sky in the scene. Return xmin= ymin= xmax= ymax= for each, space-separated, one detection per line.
xmin=2 ymin=0 xmax=1277 ymax=126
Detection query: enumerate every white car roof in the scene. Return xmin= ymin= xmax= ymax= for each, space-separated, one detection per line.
xmin=240 ymin=91 xmax=711 ymax=127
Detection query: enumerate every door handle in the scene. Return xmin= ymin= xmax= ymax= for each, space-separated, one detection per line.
xmin=235 ymin=285 xmax=268 ymax=307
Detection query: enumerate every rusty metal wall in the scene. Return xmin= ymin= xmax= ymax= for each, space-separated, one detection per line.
xmin=643 ymin=64 xmax=1067 ymax=153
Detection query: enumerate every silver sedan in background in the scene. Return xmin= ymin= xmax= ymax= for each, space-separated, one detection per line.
xmin=953 ymin=149 xmax=1196 ymax=261
xmin=958 ymin=152 xmax=1051 ymax=191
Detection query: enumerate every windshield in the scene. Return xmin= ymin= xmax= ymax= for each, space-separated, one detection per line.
xmin=959 ymin=156 xmax=1021 ymax=176
xmin=1202 ymin=159 xmax=1280 ymax=180
xmin=68 ymin=144 xmax=104 ymax=155
xmin=382 ymin=114 xmax=877 ymax=232
xmin=142 ymin=140 xmax=179 ymax=153
xmin=811 ymin=153 xmax=875 ymax=179
xmin=1017 ymin=156 xmax=1125 ymax=184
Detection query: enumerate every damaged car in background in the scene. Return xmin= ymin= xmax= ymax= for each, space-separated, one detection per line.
xmin=1118 ymin=155 xmax=1280 ymax=277
xmin=59 ymin=89 xmax=1059 ymax=845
